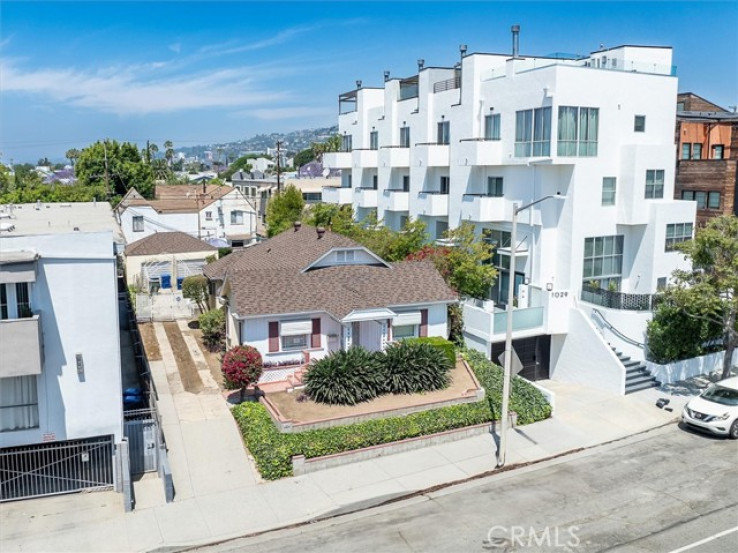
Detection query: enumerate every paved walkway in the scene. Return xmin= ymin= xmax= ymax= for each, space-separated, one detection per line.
xmin=0 ymin=327 xmax=696 ymax=553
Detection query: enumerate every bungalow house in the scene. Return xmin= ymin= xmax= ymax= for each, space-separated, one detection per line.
xmin=204 ymin=223 xmax=457 ymax=383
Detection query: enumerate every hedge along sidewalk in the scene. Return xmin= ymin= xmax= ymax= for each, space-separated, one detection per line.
xmin=232 ymin=351 xmax=552 ymax=480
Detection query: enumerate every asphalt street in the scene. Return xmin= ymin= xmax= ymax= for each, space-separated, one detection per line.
xmin=193 ymin=424 xmax=738 ymax=553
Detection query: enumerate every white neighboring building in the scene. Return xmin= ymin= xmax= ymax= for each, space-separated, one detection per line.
xmin=117 ymin=184 xmax=257 ymax=247
xmin=323 ymin=31 xmax=696 ymax=394
xmin=0 ymin=202 xmax=124 ymax=499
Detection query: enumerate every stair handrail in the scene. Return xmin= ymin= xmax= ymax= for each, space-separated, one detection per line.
xmin=591 ymin=308 xmax=646 ymax=350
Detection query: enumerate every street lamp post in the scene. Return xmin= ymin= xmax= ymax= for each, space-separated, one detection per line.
xmin=497 ymin=193 xmax=564 ymax=468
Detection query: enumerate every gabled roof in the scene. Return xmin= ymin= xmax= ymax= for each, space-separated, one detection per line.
xmin=120 ymin=185 xmax=241 ymax=214
xmin=125 ymin=231 xmax=216 ymax=256
xmin=204 ymin=224 xmax=457 ymax=320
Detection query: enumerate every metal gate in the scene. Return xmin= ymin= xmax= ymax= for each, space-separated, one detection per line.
xmin=0 ymin=435 xmax=115 ymax=502
xmin=135 ymin=292 xmax=194 ymax=322
xmin=124 ymin=409 xmax=159 ymax=475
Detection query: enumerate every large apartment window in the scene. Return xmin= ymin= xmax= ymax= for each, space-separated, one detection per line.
xmin=665 ymin=223 xmax=693 ymax=251
xmin=0 ymin=375 xmax=39 ymax=432
xmin=435 ymin=221 xmax=449 ymax=239
xmin=681 ymin=143 xmax=691 ymax=160
xmin=132 ymin=215 xmax=144 ymax=232
xmin=402 ymin=175 xmax=410 ymax=192
xmin=15 ymin=282 xmax=31 ymax=318
xmin=437 ymin=121 xmax=450 ymax=145
xmin=692 ymin=143 xmax=702 ymax=160
xmin=602 ymin=177 xmax=617 ymax=206
xmin=712 ymin=145 xmax=724 ymax=159
xmin=341 ymin=134 xmax=353 ymax=152
xmin=369 ymin=130 xmax=379 ymax=150
xmin=532 ymin=107 xmax=552 ymax=156
xmin=371 ymin=175 xmax=378 ymax=190
xmin=0 ymin=285 xmax=7 ymax=320
xmin=487 ymin=177 xmax=504 ymax=197
xmin=708 ymin=192 xmax=721 ymax=209
xmin=400 ymin=126 xmax=411 ymax=148
xmin=557 ymin=106 xmax=599 ymax=157
xmin=484 ymin=114 xmax=501 ymax=140
xmin=634 ymin=115 xmax=646 ymax=132
xmin=440 ymin=176 xmax=450 ymax=194
xmin=514 ymin=109 xmax=533 ymax=157
xmin=583 ymin=235 xmax=624 ymax=290
xmin=230 ymin=210 xmax=244 ymax=225
xmin=645 ymin=169 xmax=665 ymax=199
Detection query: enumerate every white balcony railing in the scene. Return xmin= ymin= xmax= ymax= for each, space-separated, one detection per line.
xmin=378 ymin=147 xmax=410 ymax=168
xmin=460 ymin=194 xmax=512 ymax=222
xmin=462 ymin=300 xmax=545 ymax=341
xmin=321 ymin=186 xmax=353 ymax=205
xmin=382 ymin=190 xmax=409 ymax=212
xmin=456 ymin=139 xmax=503 ymax=166
xmin=322 ymin=151 xmax=352 ymax=169
xmin=414 ymin=144 xmax=450 ymax=167
xmin=417 ymin=192 xmax=449 ymax=217
xmin=354 ymin=187 xmax=378 ymax=208
xmin=352 ymin=149 xmax=378 ymax=168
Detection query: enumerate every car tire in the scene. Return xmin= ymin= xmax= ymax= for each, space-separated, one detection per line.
xmin=730 ymin=420 xmax=738 ymax=440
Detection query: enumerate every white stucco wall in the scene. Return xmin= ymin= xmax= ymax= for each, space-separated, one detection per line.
xmin=0 ymin=231 xmax=123 ymax=448
xmin=647 ymin=350 xmax=738 ymax=385
xmin=125 ymin=250 xmax=214 ymax=288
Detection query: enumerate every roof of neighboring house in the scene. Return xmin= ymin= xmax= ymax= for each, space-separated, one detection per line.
xmin=124 ymin=231 xmax=217 ymax=256
xmin=204 ymin=224 xmax=456 ymax=320
xmin=120 ymin=184 xmax=242 ymax=213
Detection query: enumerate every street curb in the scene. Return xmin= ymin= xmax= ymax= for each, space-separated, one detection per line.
xmin=168 ymin=418 xmax=681 ymax=553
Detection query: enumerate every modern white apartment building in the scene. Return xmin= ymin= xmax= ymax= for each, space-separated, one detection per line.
xmin=323 ymin=29 xmax=696 ymax=394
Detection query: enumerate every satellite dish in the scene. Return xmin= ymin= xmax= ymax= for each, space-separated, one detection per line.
xmin=322 ymin=168 xmax=330 ymax=178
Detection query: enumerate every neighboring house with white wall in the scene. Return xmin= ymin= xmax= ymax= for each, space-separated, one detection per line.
xmin=204 ymin=223 xmax=456 ymax=385
xmin=0 ymin=202 xmax=124 ymax=500
xmin=322 ymin=29 xmax=696 ymax=394
xmin=117 ymin=184 xmax=257 ymax=247
xmin=124 ymin=231 xmax=216 ymax=290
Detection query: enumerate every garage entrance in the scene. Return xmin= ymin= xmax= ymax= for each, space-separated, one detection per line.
xmin=491 ymin=335 xmax=551 ymax=381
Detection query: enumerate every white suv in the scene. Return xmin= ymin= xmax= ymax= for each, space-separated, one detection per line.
xmin=682 ymin=376 xmax=738 ymax=439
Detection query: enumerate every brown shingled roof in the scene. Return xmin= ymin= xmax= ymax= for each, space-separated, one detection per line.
xmin=122 ymin=185 xmax=238 ymax=214
xmin=125 ymin=232 xmax=216 ymax=256
xmin=205 ymin=224 xmax=457 ymax=320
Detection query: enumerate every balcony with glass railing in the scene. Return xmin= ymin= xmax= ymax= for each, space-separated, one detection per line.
xmin=460 ymin=193 xmax=513 ymax=223
xmin=462 ymin=298 xmax=545 ymax=342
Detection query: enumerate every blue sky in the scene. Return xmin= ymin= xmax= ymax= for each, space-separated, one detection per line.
xmin=1 ymin=1 xmax=736 ymax=163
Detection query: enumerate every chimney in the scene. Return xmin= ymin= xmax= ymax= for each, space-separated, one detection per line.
xmin=202 ymin=181 xmax=206 ymax=194
xmin=356 ymin=80 xmax=362 ymax=89
xmin=511 ymin=25 xmax=520 ymax=59
xmin=294 ymin=221 xmax=302 ymax=232
xmin=417 ymin=59 xmax=424 ymax=71
xmin=384 ymin=70 xmax=390 ymax=82
xmin=316 ymin=226 xmax=325 ymax=239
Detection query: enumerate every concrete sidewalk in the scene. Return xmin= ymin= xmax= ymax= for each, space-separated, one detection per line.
xmin=0 ymin=329 xmax=694 ymax=553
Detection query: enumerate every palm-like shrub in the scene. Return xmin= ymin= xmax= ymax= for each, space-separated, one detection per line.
xmin=304 ymin=347 xmax=384 ymax=405
xmin=382 ymin=341 xmax=452 ymax=395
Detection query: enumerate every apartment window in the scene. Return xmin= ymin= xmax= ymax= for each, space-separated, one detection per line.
xmin=645 ymin=170 xmax=664 ymax=199
xmin=484 ymin=114 xmax=501 ymax=140
xmin=557 ymin=106 xmax=599 ymax=157
xmin=436 ymin=221 xmax=449 ymax=239
xmin=341 ymin=134 xmax=353 ymax=152
xmin=392 ymin=325 xmax=417 ymax=339
xmin=437 ymin=121 xmax=450 ymax=145
xmin=0 ymin=285 xmax=7 ymax=320
xmin=371 ymin=175 xmax=378 ymax=190
xmin=0 ymin=375 xmax=39 ymax=432
xmin=205 ymin=211 xmax=212 ymax=221
xmin=712 ymin=145 xmax=724 ymax=159
xmin=401 ymin=175 xmax=410 ymax=192
xmin=399 ymin=215 xmax=409 ymax=229
xmin=487 ymin=177 xmax=503 ymax=197
xmin=694 ymin=191 xmax=707 ymax=209
xmin=708 ymin=192 xmax=721 ymax=209
xmin=532 ymin=107 xmax=552 ymax=156
xmin=677 ymin=102 xmax=685 ymax=112
xmin=681 ymin=143 xmax=691 ymax=160
xmin=230 ymin=210 xmax=244 ymax=225
xmin=336 ymin=250 xmax=355 ymax=263
xmin=132 ymin=215 xmax=144 ymax=232
xmin=583 ymin=235 xmax=624 ymax=289
xmin=665 ymin=223 xmax=693 ymax=251
xmin=657 ymin=277 xmax=667 ymax=291
xmin=369 ymin=130 xmax=378 ymax=150
xmin=514 ymin=109 xmax=533 ymax=157
xmin=400 ymin=126 xmax=411 ymax=148
xmin=634 ymin=115 xmax=646 ymax=132
xmin=602 ymin=177 xmax=617 ymax=206
xmin=16 ymin=282 xmax=31 ymax=318
xmin=440 ymin=176 xmax=450 ymax=194
xmin=692 ymin=143 xmax=702 ymax=160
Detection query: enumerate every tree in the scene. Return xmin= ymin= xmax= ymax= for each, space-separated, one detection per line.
xmin=65 ymin=148 xmax=81 ymax=167
xmin=666 ymin=215 xmax=738 ymax=379
xmin=221 ymin=345 xmax=263 ymax=401
xmin=198 ymin=309 xmax=226 ymax=351
xmin=647 ymin=301 xmax=722 ymax=364
xmin=75 ymin=140 xmax=154 ymax=198
xmin=164 ymin=140 xmax=174 ymax=167
xmin=304 ymin=203 xmax=354 ymax=234
xmin=293 ymin=147 xmax=315 ymax=168
xmin=181 ymin=275 xmax=210 ymax=313
xmin=265 ymin=185 xmax=305 ymax=237
xmin=37 ymin=157 xmax=52 ymax=167
xmin=148 ymin=142 xmax=159 ymax=163
xmin=311 ymin=134 xmax=340 ymax=162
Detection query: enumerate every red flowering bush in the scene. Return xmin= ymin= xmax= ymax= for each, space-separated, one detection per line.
xmin=221 ymin=346 xmax=263 ymax=398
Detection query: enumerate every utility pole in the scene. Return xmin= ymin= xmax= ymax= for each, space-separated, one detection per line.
xmin=276 ymin=140 xmax=282 ymax=193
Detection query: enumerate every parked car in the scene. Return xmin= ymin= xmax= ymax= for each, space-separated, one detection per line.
xmin=681 ymin=376 xmax=738 ymax=439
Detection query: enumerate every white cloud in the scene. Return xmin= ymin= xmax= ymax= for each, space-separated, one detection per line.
xmin=245 ymin=106 xmax=335 ymax=120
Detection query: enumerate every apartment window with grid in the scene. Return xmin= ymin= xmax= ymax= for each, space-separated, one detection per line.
xmin=708 ymin=192 xmax=721 ymax=209
xmin=681 ymin=143 xmax=691 ymax=160
xmin=1 ymin=375 xmax=39 ymax=432
xmin=132 ymin=215 xmax=144 ymax=232
xmin=402 ymin=175 xmax=410 ymax=192
xmin=645 ymin=169 xmax=664 ymax=199
xmin=583 ymin=235 xmax=624 ymax=289
xmin=369 ymin=130 xmax=378 ymax=150
xmin=487 ymin=177 xmax=503 ymax=197
xmin=602 ymin=177 xmax=617 ymax=206
xmin=634 ymin=115 xmax=646 ymax=132
xmin=341 ymin=134 xmax=353 ymax=152
xmin=399 ymin=126 xmax=411 ymax=148
xmin=692 ymin=143 xmax=702 ymax=160
xmin=712 ymin=145 xmax=724 ymax=159
xmin=336 ymin=250 xmax=355 ymax=263
xmin=437 ymin=121 xmax=450 ymax=145
xmin=557 ymin=106 xmax=599 ymax=157
xmin=440 ymin=176 xmax=450 ymax=194
xmin=15 ymin=282 xmax=31 ymax=318
xmin=230 ymin=210 xmax=244 ymax=225
xmin=665 ymin=223 xmax=693 ymax=251
xmin=514 ymin=109 xmax=533 ymax=157
xmin=484 ymin=113 xmax=501 ymax=140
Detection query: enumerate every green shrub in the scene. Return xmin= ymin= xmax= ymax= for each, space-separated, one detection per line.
xmin=405 ymin=336 xmax=456 ymax=367
xmin=198 ymin=309 xmax=225 ymax=351
xmin=182 ymin=275 xmax=209 ymax=313
xmin=304 ymin=347 xmax=385 ymax=405
xmin=382 ymin=341 xmax=452 ymax=394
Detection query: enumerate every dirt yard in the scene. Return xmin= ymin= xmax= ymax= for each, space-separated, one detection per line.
xmin=266 ymin=360 xmax=480 ymax=423
xmin=185 ymin=325 xmax=225 ymax=388
xmin=163 ymin=321 xmax=204 ymax=393
xmin=138 ymin=322 xmax=161 ymax=360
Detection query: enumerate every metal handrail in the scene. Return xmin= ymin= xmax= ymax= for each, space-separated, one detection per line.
xmin=433 ymin=76 xmax=461 ymax=93
xmin=591 ymin=308 xmax=645 ymax=350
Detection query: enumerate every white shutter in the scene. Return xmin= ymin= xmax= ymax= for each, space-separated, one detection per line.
xmin=280 ymin=320 xmax=312 ymax=336
xmin=393 ymin=312 xmax=421 ymax=326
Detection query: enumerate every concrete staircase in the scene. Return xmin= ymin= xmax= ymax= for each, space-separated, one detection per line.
xmin=612 ymin=347 xmax=660 ymax=394
xmin=286 ymin=366 xmax=308 ymax=391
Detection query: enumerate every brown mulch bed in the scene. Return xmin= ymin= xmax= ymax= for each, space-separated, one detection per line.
xmin=138 ymin=322 xmax=161 ymax=361
xmin=266 ymin=360 xmax=479 ymax=423
xmin=163 ymin=322 xmax=204 ymax=393
xmin=186 ymin=326 xmax=225 ymax=388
